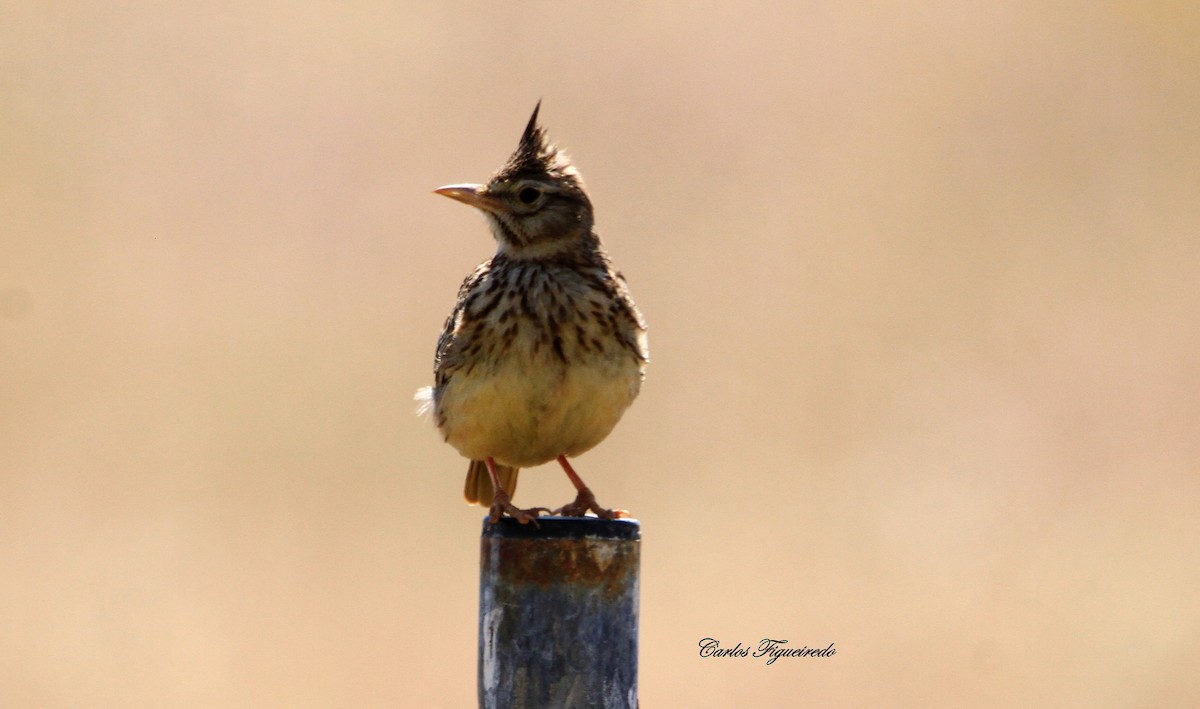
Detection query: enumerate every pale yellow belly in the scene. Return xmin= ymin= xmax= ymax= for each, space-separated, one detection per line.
xmin=437 ymin=352 xmax=641 ymax=467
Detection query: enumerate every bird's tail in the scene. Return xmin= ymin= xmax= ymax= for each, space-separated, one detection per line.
xmin=464 ymin=460 xmax=520 ymax=507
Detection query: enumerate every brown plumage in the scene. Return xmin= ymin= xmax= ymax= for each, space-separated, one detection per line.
xmin=417 ymin=102 xmax=648 ymax=523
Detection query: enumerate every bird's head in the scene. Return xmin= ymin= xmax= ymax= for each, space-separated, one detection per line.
xmin=435 ymin=102 xmax=595 ymax=258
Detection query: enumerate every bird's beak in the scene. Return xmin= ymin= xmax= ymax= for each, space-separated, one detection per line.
xmin=434 ymin=184 xmax=504 ymax=214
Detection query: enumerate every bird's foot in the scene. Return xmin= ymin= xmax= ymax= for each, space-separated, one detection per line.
xmin=554 ymin=487 xmax=628 ymax=520
xmin=488 ymin=490 xmax=550 ymax=526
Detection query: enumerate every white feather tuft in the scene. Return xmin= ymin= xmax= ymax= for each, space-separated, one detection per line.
xmin=414 ymin=386 xmax=435 ymax=419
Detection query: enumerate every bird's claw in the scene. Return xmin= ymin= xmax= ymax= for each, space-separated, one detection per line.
xmin=488 ymin=491 xmax=550 ymax=526
xmin=553 ymin=487 xmax=628 ymax=520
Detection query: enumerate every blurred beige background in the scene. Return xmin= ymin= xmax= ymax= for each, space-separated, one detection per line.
xmin=3 ymin=2 xmax=1198 ymax=706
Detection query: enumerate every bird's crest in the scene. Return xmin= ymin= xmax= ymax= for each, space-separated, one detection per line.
xmin=495 ymin=101 xmax=583 ymax=189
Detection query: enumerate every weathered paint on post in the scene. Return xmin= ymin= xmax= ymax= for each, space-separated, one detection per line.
xmin=479 ymin=516 xmax=640 ymax=709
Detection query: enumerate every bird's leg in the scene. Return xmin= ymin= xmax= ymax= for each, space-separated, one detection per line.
xmin=485 ymin=457 xmax=549 ymax=525
xmin=553 ymin=455 xmax=628 ymax=520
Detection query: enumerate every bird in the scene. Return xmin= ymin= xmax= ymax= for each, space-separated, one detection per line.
xmin=416 ymin=102 xmax=648 ymax=524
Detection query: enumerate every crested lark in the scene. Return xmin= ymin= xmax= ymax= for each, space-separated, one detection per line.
xmin=417 ymin=102 xmax=648 ymax=524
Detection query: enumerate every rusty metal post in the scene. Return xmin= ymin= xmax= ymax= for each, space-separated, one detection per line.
xmin=478 ymin=516 xmax=640 ymax=709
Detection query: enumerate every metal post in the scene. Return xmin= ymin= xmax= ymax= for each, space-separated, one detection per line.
xmin=478 ymin=516 xmax=640 ymax=709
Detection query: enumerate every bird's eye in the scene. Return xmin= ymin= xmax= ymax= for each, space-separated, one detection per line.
xmin=517 ymin=186 xmax=542 ymax=205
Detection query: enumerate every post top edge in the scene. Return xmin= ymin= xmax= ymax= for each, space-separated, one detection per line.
xmin=481 ymin=516 xmax=641 ymax=540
